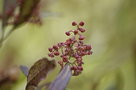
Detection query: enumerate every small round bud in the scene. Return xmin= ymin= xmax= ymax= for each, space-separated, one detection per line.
xmin=86 ymin=45 xmax=92 ymax=50
xmin=71 ymin=66 xmax=75 ymax=70
xmin=48 ymin=53 xmax=54 ymax=57
xmin=63 ymin=59 xmax=68 ymax=62
xmin=53 ymin=45 xmax=58 ymax=50
xmin=62 ymin=56 xmax=68 ymax=62
xmin=65 ymin=41 xmax=71 ymax=46
xmin=87 ymin=51 xmax=93 ymax=55
xmin=54 ymin=51 xmax=60 ymax=56
xmin=72 ymin=21 xmax=77 ymax=26
xmin=77 ymin=66 xmax=83 ymax=71
xmin=48 ymin=48 xmax=53 ymax=52
xmin=74 ymin=30 xmax=78 ymax=35
xmin=79 ymin=21 xmax=85 ymax=26
xmin=57 ymin=43 xmax=61 ymax=47
xmin=78 ymin=28 xmax=86 ymax=32
xmin=65 ymin=32 xmax=70 ymax=36
xmin=79 ymin=35 xmax=85 ymax=40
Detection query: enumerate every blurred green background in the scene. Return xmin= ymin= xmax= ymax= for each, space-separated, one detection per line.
xmin=0 ymin=0 xmax=136 ymax=90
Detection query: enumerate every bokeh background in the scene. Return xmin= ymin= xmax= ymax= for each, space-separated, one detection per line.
xmin=0 ymin=0 xmax=136 ymax=90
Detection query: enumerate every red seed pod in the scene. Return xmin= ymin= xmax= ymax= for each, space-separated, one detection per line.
xmin=65 ymin=41 xmax=71 ymax=46
xmin=72 ymin=21 xmax=77 ymax=26
xmin=65 ymin=32 xmax=70 ymax=36
xmin=86 ymin=45 xmax=92 ymax=50
xmin=54 ymin=51 xmax=60 ymax=56
xmin=73 ymin=66 xmax=78 ymax=70
xmin=79 ymin=21 xmax=85 ymax=26
xmin=71 ymin=66 xmax=75 ymax=70
xmin=74 ymin=30 xmax=78 ymax=35
xmin=79 ymin=35 xmax=85 ymax=40
xmin=48 ymin=53 xmax=54 ymax=58
xmin=78 ymin=28 xmax=86 ymax=32
xmin=78 ymin=66 xmax=83 ymax=71
xmin=53 ymin=45 xmax=58 ymax=50
xmin=88 ymin=51 xmax=93 ymax=55
xmin=48 ymin=48 xmax=53 ymax=52
xmin=62 ymin=56 xmax=68 ymax=62
xmin=57 ymin=43 xmax=62 ymax=47
xmin=62 ymin=56 xmax=68 ymax=60
xmin=63 ymin=58 xmax=68 ymax=62
xmin=58 ymin=42 xmax=64 ymax=47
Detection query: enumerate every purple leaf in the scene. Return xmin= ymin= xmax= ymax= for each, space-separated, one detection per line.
xmin=20 ymin=65 xmax=29 ymax=77
xmin=49 ymin=65 xmax=72 ymax=90
xmin=26 ymin=58 xmax=56 ymax=90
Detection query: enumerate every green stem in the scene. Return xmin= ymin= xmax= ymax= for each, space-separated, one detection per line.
xmin=0 ymin=29 xmax=5 ymax=47
xmin=0 ymin=28 xmax=15 ymax=48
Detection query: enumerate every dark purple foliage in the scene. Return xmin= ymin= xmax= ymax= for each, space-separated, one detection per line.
xmin=20 ymin=65 xmax=29 ymax=77
xmin=49 ymin=65 xmax=72 ymax=90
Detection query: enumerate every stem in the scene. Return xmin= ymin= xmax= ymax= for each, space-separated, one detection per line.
xmin=4 ymin=28 xmax=15 ymax=41
xmin=0 ymin=28 xmax=15 ymax=48
xmin=0 ymin=29 xmax=5 ymax=47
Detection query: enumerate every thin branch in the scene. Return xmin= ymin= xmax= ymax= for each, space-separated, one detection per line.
xmin=0 ymin=28 xmax=15 ymax=48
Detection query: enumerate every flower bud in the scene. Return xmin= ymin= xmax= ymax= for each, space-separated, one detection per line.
xmin=79 ymin=21 xmax=85 ymax=26
xmin=72 ymin=21 xmax=77 ymax=26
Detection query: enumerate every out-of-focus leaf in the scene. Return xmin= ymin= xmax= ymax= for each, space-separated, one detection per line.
xmin=26 ymin=58 xmax=56 ymax=90
xmin=49 ymin=65 xmax=72 ymax=90
xmin=13 ymin=0 xmax=41 ymax=29
xmin=20 ymin=65 xmax=29 ymax=77
xmin=2 ymin=0 xmax=17 ymax=29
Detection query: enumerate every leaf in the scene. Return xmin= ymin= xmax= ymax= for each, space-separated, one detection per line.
xmin=26 ymin=58 xmax=56 ymax=90
xmin=2 ymin=0 xmax=18 ymax=29
xmin=20 ymin=65 xmax=29 ymax=77
xmin=48 ymin=65 xmax=72 ymax=90
xmin=36 ymin=82 xmax=51 ymax=90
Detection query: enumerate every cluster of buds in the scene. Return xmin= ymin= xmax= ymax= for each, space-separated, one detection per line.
xmin=48 ymin=21 xmax=92 ymax=76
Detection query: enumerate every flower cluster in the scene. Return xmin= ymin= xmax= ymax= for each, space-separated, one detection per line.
xmin=48 ymin=21 xmax=92 ymax=76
